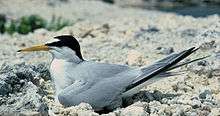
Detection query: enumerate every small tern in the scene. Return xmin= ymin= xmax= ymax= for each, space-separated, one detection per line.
xmin=18 ymin=35 xmax=207 ymax=111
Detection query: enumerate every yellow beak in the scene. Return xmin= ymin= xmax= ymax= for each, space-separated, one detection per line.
xmin=18 ymin=44 xmax=49 ymax=52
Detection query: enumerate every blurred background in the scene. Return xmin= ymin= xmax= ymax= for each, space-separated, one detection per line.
xmin=1 ymin=0 xmax=220 ymax=36
xmin=108 ymin=0 xmax=220 ymax=17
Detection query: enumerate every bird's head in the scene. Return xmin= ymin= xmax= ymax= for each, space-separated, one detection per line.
xmin=18 ymin=35 xmax=84 ymax=62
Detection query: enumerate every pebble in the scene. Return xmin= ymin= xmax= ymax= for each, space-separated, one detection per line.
xmin=199 ymin=89 xmax=212 ymax=99
xmin=156 ymin=47 xmax=174 ymax=55
xmin=209 ymin=108 xmax=220 ymax=116
xmin=119 ymin=106 xmax=149 ymax=116
xmin=126 ymin=50 xmax=143 ymax=66
xmin=19 ymin=111 xmax=41 ymax=116
xmin=191 ymin=99 xmax=201 ymax=109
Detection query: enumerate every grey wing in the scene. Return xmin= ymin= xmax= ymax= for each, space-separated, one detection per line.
xmin=123 ymin=47 xmax=198 ymax=93
xmin=91 ymin=62 xmax=131 ymax=78
xmin=59 ymin=63 xmax=137 ymax=110
xmin=75 ymin=61 xmax=132 ymax=80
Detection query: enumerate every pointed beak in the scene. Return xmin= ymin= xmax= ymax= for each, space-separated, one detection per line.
xmin=17 ymin=44 xmax=49 ymax=52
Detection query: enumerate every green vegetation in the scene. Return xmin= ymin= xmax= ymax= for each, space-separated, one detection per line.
xmin=0 ymin=14 xmax=72 ymax=35
xmin=102 ymin=0 xmax=114 ymax=4
xmin=0 ymin=14 xmax=6 ymax=33
xmin=47 ymin=15 xmax=71 ymax=31
xmin=5 ymin=20 xmax=16 ymax=35
xmin=18 ymin=15 xmax=46 ymax=34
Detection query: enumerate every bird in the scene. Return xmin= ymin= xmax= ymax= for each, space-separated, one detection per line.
xmin=18 ymin=35 xmax=207 ymax=111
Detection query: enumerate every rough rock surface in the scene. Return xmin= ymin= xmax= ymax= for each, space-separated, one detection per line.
xmin=0 ymin=0 xmax=220 ymax=115
xmin=0 ymin=63 xmax=49 ymax=115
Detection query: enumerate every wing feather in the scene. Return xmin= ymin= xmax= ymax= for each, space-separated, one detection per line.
xmin=124 ymin=47 xmax=198 ymax=92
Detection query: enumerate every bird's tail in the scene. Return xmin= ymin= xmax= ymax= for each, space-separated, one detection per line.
xmin=158 ymin=55 xmax=210 ymax=77
xmin=166 ymin=55 xmax=210 ymax=71
xmin=122 ymin=47 xmax=209 ymax=96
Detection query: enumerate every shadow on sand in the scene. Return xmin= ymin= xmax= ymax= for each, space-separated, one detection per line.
xmin=122 ymin=90 xmax=181 ymax=107
xmin=97 ymin=90 xmax=181 ymax=114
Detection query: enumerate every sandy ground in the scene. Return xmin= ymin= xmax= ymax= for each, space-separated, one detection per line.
xmin=0 ymin=0 xmax=220 ymax=115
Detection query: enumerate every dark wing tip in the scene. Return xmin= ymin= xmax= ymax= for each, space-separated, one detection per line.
xmin=191 ymin=47 xmax=200 ymax=52
xmin=124 ymin=46 xmax=200 ymax=92
xmin=188 ymin=47 xmax=197 ymax=52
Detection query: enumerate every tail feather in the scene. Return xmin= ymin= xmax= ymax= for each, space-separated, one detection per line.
xmin=124 ymin=47 xmax=200 ymax=93
xmin=167 ymin=55 xmax=210 ymax=71
xmin=158 ymin=70 xmax=186 ymax=77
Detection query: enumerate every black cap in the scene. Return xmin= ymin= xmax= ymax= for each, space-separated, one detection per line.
xmin=46 ymin=35 xmax=84 ymax=60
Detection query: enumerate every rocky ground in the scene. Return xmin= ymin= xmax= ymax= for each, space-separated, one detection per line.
xmin=0 ymin=0 xmax=220 ymax=115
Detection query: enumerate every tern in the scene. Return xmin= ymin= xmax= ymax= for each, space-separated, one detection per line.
xmin=18 ymin=35 xmax=207 ymax=111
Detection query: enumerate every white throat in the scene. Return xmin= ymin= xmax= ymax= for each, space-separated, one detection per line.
xmin=49 ymin=46 xmax=83 ymax=63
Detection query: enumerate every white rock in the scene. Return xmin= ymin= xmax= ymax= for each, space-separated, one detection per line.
xmin=34 ymin=28 xmax=48 ymax=35
xmin=209 ymin=108 xmax=220 ymax=116
xmin=20 ymin=111 xmax=41 ymax=116
xmin=199 ymin=88 xmax=212 ymax=99
xmin=126 ymin=50 xmax=143 ymax=66
xmin=191 ymin=99 xmax=201 ymax=109
xmin=120 ymin=106 xmax=149 ymax=116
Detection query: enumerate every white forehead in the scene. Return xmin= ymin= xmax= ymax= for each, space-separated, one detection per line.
xmin=46 ymin=38 xmax=60 ymax=44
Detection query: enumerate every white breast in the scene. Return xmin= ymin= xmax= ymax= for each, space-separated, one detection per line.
xmin=50 ymin=59 xmax=73 ymax=95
